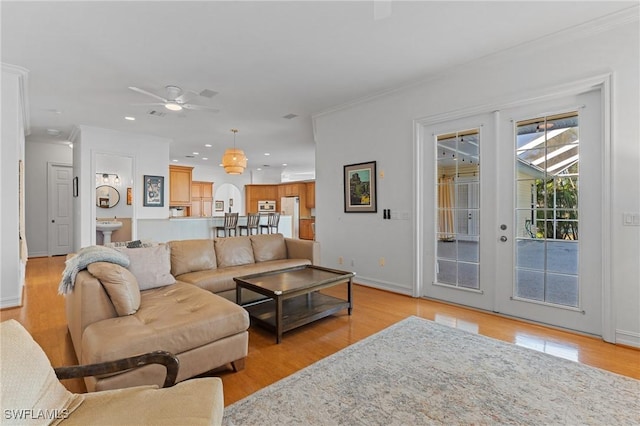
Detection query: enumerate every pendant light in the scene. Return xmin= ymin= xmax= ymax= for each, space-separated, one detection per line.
xmin=222 ymin=128 xmax=247 ymax=175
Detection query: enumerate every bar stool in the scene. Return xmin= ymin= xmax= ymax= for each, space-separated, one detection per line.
xmin=259 ymin=212 xmax=280 ymax=234
xmin=215 ymin=213 xmax=239 ymax=237
xmin=239 ymin=213 xmax=260 ymax=236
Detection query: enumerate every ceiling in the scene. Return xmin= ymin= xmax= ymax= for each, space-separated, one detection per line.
xmin=2 ymin=1 xmax=634 ymax=179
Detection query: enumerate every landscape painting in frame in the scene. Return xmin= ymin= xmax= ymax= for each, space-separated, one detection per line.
xmin=344 ymin=161 xmax=377 ymax=213
xmin=143 ymin=175 xmax=164 ymax=207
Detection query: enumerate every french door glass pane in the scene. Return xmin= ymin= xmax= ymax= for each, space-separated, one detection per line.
xmin=435 ymin=129 xmax=480 ymax=290
xmin=514 ymin=112 xmax=579 ymax=307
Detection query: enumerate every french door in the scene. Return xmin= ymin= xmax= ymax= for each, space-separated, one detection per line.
xmin=421 ymin=89 xmax=604 ymax=336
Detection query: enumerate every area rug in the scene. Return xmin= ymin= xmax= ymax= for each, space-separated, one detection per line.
xmin=222 ymin=316 xmax=640 ymax=425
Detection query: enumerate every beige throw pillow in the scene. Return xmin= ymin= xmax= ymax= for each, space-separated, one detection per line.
xmin=88 ymin=262 xmax=141 ymax=316
xmin=116 ymin=244 xmax=176 ymax=290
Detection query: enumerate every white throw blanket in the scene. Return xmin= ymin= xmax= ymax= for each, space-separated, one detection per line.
xmin=58 ymin=245 xmax=130 ymax=294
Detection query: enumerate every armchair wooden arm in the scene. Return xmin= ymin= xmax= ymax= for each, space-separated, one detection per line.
xmin=54 ymin=350 xmax=179 ymax=388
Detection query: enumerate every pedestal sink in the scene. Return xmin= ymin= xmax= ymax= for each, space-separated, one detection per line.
xmin=96 ymin=221 xmax=122 ymax=244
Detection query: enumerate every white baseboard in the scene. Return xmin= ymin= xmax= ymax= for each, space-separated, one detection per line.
xmin=28 ymin=250 xmax=48 ymax=258
xmin=615 ymin=329 xmax=640 ymax=348
xmin=1 ymin=296 xmax=22 ymax=309
xmin=353 ymin=276 xmax=413 ymax=296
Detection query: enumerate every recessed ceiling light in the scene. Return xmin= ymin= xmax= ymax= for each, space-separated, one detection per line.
xmin=193 ymin=152 xmax=199 ymax=155
xmin=219 ymin=163 xmax=224 ymax=167
xmin=257 ymin=168 xmax=262 ymax=171
xmin=124 ymin=116 xmax=135 ymax=121
xmin=202 ymin=157 xmax=208 ymax=160
xmin=204 ymin=144 xmax=212 ymax=148
xmin=172 ymin=159 xmax=179 ymax=162
xmin=46 ymin=128 xmax=61 ymax=136
xmin=264 ymin=153 xmax=270 ymax=156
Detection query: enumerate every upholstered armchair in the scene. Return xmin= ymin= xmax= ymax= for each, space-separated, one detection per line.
xmin=0 ymin=319 xmax=224 ymax=425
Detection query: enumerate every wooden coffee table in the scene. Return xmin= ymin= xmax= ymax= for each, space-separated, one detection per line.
xmin=234 ymin=265 xmax=355 ymax=343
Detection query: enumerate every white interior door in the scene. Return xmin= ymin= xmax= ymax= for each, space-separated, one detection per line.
xmin=494 ymin=89 xmax=603 ymax=335
xmin=48 ymin=163 xmax=73 ymax=256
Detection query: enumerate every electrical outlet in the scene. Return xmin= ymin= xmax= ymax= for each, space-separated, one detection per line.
xmin=338 ymin=256 xmax=343 ymax=265
xmin=379 ymin=257 xmax=385 ymax=267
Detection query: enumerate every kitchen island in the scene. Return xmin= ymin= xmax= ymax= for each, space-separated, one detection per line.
xmin=137 ymin=215 xmax=292 ymax=242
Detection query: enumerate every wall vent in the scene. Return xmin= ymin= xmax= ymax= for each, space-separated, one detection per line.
xmin=199 ymin=89 xmax=218 ymax=98
xmin=283 ymin=113 xmax=298 ymax=120
xmin=148 ymin=110 xmax=166 ymax=117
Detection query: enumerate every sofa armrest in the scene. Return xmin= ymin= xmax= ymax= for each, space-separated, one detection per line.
xmin=54 ymin=350 xmax=179 ymax=388
xmin=284 ymin=238 xmax=320 ymax=265
xmin=64 ymin=270 xmax=118 ymax=362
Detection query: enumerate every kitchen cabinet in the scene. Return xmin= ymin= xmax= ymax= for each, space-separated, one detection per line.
xmin=245 ymin=184 xmax=279 ymax=213
xmin=306 ymin=182 xmax=315 ymax=208
xmin=169 ymin=165 xmax=193 ymax=207
xmin=299 ymin=218 xmax=315 ymax=240
xmin=191 ymin=181 xmax=213 ymax=217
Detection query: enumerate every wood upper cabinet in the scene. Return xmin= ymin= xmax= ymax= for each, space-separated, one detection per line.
xmin=306 ymin=182 xmax=315 ymax=208
xmin=169 ymin=165 xmax=193 ymax=207
xmin=191 ymin=181 xmax=213 ymax=217
xmin=245 ymin=184 xmax=279 ymax=213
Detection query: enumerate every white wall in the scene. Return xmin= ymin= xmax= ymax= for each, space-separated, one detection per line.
xmin=71 ymin=125 xmax=171 ymax=249
xmin=1 ymin=64 xmax=28 ymax=308
xmin=24 ymin=142 xmax=72 ymax=257
xmin=313 ymin=13 xmax=640 ymax=344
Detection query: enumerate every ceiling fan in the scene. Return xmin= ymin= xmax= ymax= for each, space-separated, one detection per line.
xmin=128 ymin=85 xmax=219 ymax=112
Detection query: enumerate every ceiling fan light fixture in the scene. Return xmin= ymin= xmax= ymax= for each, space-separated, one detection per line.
xmin=165 ymin=102 xmax=182 ymax=111
xmin=222 ymin=129 xmax=247 ymax=175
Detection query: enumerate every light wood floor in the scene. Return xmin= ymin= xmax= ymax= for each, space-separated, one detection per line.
xmin=2 ymin=256 xmax=639 ymax=407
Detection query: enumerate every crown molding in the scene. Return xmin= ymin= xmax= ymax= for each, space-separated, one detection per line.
xmin=312 ymin=5 xmax=639 ymax=120
xmin=1 ymin=63 xmax=31 ymax=136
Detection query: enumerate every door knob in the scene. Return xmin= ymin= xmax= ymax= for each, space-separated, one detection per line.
xmin=500 ymin=236 xmax=508 ymax=242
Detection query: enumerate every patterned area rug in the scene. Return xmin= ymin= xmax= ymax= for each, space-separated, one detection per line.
xmin=222 ymin=316 xmax=640 ymax=425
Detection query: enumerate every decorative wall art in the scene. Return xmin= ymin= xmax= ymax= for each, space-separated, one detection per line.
xmin=215 ymin=200 xmax=224 ymax=212
xmin=143 ymin=175 xmax=164 ymax=207
xmin=344 ymin=161 xmax=377 ymax=213
xmin=127 ymin=187 xmax=132 ymax=205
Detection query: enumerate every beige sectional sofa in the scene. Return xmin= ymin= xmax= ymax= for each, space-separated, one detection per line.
xmin=65 ymin=233 xmax=319 ymax=392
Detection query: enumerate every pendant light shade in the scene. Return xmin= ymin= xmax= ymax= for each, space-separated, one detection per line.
xmin=222 ymin=129 xmax=247 ymax=175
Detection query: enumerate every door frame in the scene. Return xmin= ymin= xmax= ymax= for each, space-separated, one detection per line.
xmin=413 ymin=73 xmax=613 ymax=342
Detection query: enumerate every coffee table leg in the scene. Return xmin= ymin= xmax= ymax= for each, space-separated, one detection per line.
xmin=236 ymin=285 xmax=242 ymax=305
xmin=275 ymin=296 xmax=283 ymax=344
xmin=347 ymin=277 xmax=353 ymax=315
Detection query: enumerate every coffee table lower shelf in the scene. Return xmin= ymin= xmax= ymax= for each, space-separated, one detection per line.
xmin=244 ymin=292 xmax=350 ymax=338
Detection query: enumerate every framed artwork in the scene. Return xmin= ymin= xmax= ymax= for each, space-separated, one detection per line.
xmin=72 ymin=176 xmax=78 ymax=197
xmin=344 ymin=161 xmax=377 ymax=213
xmin=215 ymin=200 xmax=224 ymax=212
xmin=126 ymin=187 xmax=132 ymax=205
xmin=143 ymin=175 xmax=164 ymax=207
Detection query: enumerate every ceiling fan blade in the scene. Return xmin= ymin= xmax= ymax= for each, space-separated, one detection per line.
xmin=182 ymin=103 xmax=220 ymax=112
xmin=175 ymin=90 xmax=199 ymax=104
xmin=131 ymin=102 xmax=166 ymax=106
xmin=128 ymin=86 xmax=168 ymax=102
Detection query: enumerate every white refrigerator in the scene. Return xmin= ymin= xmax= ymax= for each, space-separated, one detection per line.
xmin=280 ymin=196 xmax=299 ymax=239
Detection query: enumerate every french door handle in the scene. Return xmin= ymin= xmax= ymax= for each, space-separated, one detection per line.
xmin=500 ymin=236 xmax=508 ymax=242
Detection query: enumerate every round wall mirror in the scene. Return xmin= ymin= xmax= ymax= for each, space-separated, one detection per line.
xmin=96 ymin=185 xmax=120 ymax=208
